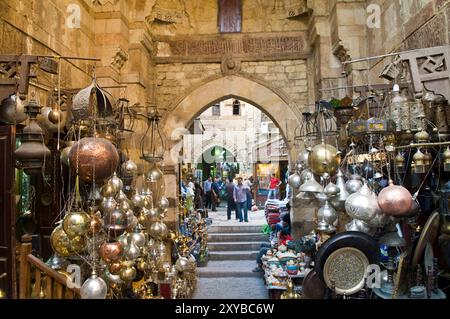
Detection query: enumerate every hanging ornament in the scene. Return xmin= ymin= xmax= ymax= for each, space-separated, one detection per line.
xmin=308 ymin=143 xmax=341 ymax=176
xmin=158 ymin=196 xmax=170 ymax=210
xmin=99 ymin=241 xmax=123 ymax=263
xmin=126 ymin=211 xmax=139 ymax=231
xmin=299 ymin=175 xmax=323 ymax=194
xmin=36 ymin=106 xmax=66 ymax=135
xmin=149 ymin=221 xmax=168 ymax=239
xmin=50 ymin=225 xmax=72 ymax=257
xmin=395 ymin=152 xmax=405 ymax=173
xmin=330 ymin=170 xmax=349 ymax=210
xmin=80 ymin=271 xmax=107 ymax=299
xmin=146 ymin=163 xmax=165 ymax=207
xmin=298 ymin=149 xmax=310 ymax=166
xmin=288 ymin=171 xmax=302 ymax=189
xmin=345 ymin=184 xmax=378 ymax=222
xmin=317 ymin=200 xmax=337 ymax=228
xmin=103 ymin=207 xmax=128 ymax=238
xmin=377 ymin=180 xmax=413 ymax=217
xmin=443 ymin=147 xmax=450 ymax=171
xmin=88 ymin=212 xmax=103 ymax=237
xmin=324 ymin=181 xmax=340 ymax=197
xmin=413 ymin=149 xmax=426 ymax=174
xmin=62 ymin=210 xmax=91 ymax=238
xmin=100 ymin=196 xmax=117 ymax=214
xmin=131 ymin=191 xmax=144 ymax=208
xmin=345 ymin=174 xmax=363 ymax=194
xmin=108 ymin=172 xmax=123 ymax=194
xmin=122 ymin=159 xmax=138 ymax=176
xmin=119 ymin=261 xmax=137 ymax=281
xmin=68 ymin=137 xmax=119 ymax=184
xmin=101 ymin=182 xmax=118 ymax=198
xmin=60 ymin=141 xmax=75 ymax=166
xmin=175 ymin=257 xmax=190 ymax=272
xmin=115 ymin=190 xmax=128 ymax=204
xmin=127 ymin=228 xmax=146 ymax=248
xmin=104 ymin=269 xmax=124 ymax=284
xmin=124 ymin=240 xmax=140 ymax=260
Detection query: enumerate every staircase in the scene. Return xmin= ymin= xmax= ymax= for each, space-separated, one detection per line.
xmin=198 ymin=224 xmax=268 ymax=278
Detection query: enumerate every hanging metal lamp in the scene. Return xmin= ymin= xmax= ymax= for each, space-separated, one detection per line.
xmin=14 ymin=94 xmax=51 ymax=175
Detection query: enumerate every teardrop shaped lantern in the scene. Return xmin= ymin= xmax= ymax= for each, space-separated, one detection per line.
xmin=14 ymin=95 xmax=51 ymax=175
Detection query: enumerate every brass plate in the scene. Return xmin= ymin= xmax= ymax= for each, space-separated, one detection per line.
xmin=323 ymin=247 xmax=369 ymax=295
xmin=412 ymin=211 xmax=440 ymax=270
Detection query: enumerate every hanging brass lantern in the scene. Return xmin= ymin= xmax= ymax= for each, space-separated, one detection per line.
xmin=414 ymin=129 xmax=429 ymax=143
xmin=395 ymin=152 xmax=405 ymax=173
xmin=140 ymin=106 xmax=165 ymax=163
xmin=423 ymin=150 xmax=432 ymax=169
xmin=443 ymin=147 xmax=450 ymax=171
xmin=413 ymin=149 xmax=426 ymax=174
xmin=14 ymin=95 xmax=51 ymax=175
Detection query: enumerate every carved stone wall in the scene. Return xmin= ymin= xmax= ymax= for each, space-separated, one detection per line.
xmin=367 ymin=0 xmax=450 ymax=82
xmin=155 ymin=63 xmax=222 ymax=108
xmin=240 ymin=60 xmax=308 ymax=109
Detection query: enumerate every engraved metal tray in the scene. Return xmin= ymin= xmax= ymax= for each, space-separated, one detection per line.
xmin=323 ymin=247 xmax=369 ymax=295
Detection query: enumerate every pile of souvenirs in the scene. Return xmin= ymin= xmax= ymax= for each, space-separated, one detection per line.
xmin=288 ymin=82 xmax=450 ymax=299
xmin=262 ymin=233 xmax=317 ymax=293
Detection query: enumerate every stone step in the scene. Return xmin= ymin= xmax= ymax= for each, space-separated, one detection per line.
xmin=209 ymin=250 xmax=259 ymax=261
xmin=208 ymin=225 xmax=262 ymax=233
xmin=208 ymin=241 xmax=263 ymax=251
xmin=197 ymin=260 xmax=262 ymax=278
xmin=208 ymin=232 xmax=268 ymax=242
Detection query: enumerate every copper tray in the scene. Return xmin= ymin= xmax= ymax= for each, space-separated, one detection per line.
xmin=302 ymin=270 xmax=326 ymax=299
xmin=412 ymin=211 xmax=440 ymax=269
xmin=323 ymin=247 xmax=369 ymax=295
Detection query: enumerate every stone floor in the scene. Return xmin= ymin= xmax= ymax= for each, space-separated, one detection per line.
xmin=193 ymin=277 xmax=268 ymax=299
xmin=192 ymin=206 xmax=269 ymax=299
xmin=205 ymin=204 xmax=266 ymax=226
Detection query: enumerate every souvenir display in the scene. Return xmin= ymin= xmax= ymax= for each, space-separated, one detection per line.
xmin=3 ymin=12 xmax=450 ymax=302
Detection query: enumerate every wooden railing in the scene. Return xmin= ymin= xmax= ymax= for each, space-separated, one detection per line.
xmin=18 ymin=236 xmax=79 ymax=299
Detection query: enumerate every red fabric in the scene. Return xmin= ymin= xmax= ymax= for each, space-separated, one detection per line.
xmin=269 ymin=177 xmax=280 ymax=189
xmin=267 ymin=212 xmax=280 ymax=225
xmin=279 ymin=234 xmax=293 ymax=246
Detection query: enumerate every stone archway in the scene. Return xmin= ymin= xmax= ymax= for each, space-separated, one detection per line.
xmin=161 ymin=74 xmax=301 ymax=165
xmin=160 ymin=75 xmax=303 ymax=231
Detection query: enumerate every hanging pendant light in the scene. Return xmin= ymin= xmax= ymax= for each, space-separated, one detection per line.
xmin=14 ymin=94 xmax=51 ymax=175
xmin=330 ymin=169 xmax=349 ymax=210
xmin=443 ymin=147 xmax=450 ymax=171
xmin=140 ymin=105 xmax=165 ymax=163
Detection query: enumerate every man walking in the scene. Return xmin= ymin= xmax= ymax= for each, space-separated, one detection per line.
xmin=268 ymin=173 xmax=281 ymax=200
xmin=203 ymin=176 xmax=212 ymax=209
xmin=234 ymin=176 xmax=249 ymax=222
xmin=226 ymin=177 xmax=236 ymax=220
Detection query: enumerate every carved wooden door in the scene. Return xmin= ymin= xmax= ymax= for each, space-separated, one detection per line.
xmin=218 ymin=0 xmax=242 ymax=33
xmin=0 ymin=125 xmax=17 ymax=298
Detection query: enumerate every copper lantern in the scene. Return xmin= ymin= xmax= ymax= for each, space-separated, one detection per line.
xmin=68 ymin=137 xmax=119 ymax=184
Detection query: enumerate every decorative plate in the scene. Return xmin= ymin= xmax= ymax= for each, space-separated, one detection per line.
xmin=323 ymin=247 xmax=369 ymax=295
xmin=315 ymin=231 xmax=379 ymax=281
xmin=412 ymin=211 xmax=440 ymax=269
